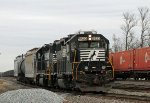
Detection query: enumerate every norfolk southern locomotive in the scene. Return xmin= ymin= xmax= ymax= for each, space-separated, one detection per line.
xmin=14 ymin=31 xmax=114 ymax=92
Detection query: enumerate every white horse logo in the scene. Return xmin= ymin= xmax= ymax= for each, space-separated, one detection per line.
xmin=120 ymin=56 xmax=125 ymax=65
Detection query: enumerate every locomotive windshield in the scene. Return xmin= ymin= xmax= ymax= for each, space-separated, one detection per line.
xmin=79 ymin=40 xmax=107 ymax=48
xmin=79 ymin=41 xmax=101 ymax=48
xmin=90 ymin=42 xmax=99 ymax=48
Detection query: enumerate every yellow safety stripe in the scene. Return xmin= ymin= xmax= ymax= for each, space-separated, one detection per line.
xmin=72 ymin=49 xmax=76 ymax=80
xmin=109 ymin=58 xmax=114 ymax=79
xmin=49 ymin=65 xmax=51 ymax=80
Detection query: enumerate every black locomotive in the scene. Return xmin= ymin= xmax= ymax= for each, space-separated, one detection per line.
xmin=14 ymin=31 xmax=114 ymax=92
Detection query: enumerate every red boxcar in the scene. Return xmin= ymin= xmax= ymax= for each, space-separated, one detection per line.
xmin=111 ymin=50 xmax=133 ymax=71
xmin=110 ymin=47 xmax=150 ymax=80
xmin=110 ymin=50 xmax=134 ymax=79
xmin=134 ymin=47 xmax=150 ymax=71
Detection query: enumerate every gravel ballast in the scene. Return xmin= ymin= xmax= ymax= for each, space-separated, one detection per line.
xmin=0 ymin=89 xmax=65 ymax=103
xmin=65 ymin=95 xmax=135 ymax=103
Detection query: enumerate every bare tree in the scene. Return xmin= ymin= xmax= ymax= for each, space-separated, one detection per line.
xmin=138 ymin=7 xmax=150 ymax=47
xmin=112 ymin=34 xmax=122 ymax=52
xmin=129 ymin=38 xmax=141 ymax=49
xmin=121 ymin=12 xmax=137 ymax=50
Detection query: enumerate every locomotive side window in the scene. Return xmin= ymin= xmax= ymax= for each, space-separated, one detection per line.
xmin=66 ymin=44 xmax=69 ymax=52
xmin=100 ymin=39 xmax=106 ymax=48
xmin=71 ymin=42 xmax=76 ymax=50
xmin=56 ymin=44 xmax=61 ymax=51
xmin=38 ymin=53 xmax=41 ymax=59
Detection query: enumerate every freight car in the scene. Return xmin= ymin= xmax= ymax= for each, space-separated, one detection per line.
xmin=14 ymin=31 xmax=114 ymax=92
xmin=2 ymin=70 xmax=14 ymax=77
xmin=110 ymin=47 xmax=150 ymax=80
xmin=14 ymin=55 xmax=25 ymax=81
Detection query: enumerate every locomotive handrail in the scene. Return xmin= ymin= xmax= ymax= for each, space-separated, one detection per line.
xmin=47 ymin=64 xmax=52 ymax=80
xmin=72 ymin=49 xmax=76 ymax=80
xmin=72 ymin=50 xmax=76 ymax=80
xmin=72 ymin=62 xmax=80 ymax=63
xmin=108 ymin=58 xmax=114 ymax=79
xmin=72 ymin=49 xmax=80 ymax=80
xmin=65 ymin=34 xmax=78 ymax=45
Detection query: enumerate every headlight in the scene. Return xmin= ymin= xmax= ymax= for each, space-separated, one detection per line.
xmin=88 ymin=35 xmax=92 ymax=40
xmin=85 ymin=66 xmax=88 ymax=70
xmin=88 ymin=35 xmax=91 ymax=38
xmin=102 ymin=66 xmax=106 ymax=69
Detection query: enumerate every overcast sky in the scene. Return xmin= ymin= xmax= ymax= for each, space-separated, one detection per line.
xmin=0 ymin=0 xmax=150 ymax=72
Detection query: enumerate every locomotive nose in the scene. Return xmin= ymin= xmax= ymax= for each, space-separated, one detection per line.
xmin=93 ymin=76 xmax=100 ymax=85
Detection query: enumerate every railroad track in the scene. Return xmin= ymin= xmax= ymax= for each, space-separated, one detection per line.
xmin=113 ymin=80 xmax=150 ymax=92
xmin=16 ymin=81 xmax=39 ymax=88
xmin=105 ymin=93 xmax=150 ymax=102
xmin=113 ymin=84 xmax=150 ymax=90
xmin=3 ymin=77 xmax=150 ymax=102
xmin=76 ymin=92 xmax=150 ymax=102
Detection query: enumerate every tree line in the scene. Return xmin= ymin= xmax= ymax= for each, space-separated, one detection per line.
xmin=112 ymin=7 xmax=150 ymax=52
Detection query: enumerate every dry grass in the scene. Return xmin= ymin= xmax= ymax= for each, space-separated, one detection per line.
xmin=0 ymin=80 xmax=4 ymax=84
xmin=0 ymin=79 xmax=7 ymax=93
xmin=0 ymin=78 xmax=32 ymax=94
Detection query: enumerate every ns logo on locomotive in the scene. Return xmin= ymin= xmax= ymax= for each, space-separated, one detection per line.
xmin=14 ymin=31 xmax=114 ymax=92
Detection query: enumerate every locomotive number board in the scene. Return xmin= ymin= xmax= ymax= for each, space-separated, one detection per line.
xmin=78 ymin=37 xmax=100 ymax=41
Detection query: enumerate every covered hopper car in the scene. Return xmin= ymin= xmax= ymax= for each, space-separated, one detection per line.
xmin=1 ymin=70 xmax=14 ymax=77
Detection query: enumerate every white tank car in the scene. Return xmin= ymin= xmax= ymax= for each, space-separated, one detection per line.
xmin=14 ymin=55 xmax=24 ymax=77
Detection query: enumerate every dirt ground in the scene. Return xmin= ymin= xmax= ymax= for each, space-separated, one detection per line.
xmin=0 ymin=79 xmax=5 ymax=93
xmin=0 ymin=77 xmax=31 ymax=94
